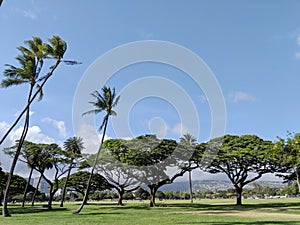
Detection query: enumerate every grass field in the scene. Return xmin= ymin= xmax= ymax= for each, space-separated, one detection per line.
xmin=1 ymin=198 xmax=300 ymax=225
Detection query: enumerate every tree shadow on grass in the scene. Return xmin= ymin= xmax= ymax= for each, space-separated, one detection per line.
xmin=76 ymin=211 xmax=123 ymax=216
xmin=166 ymin=201 xmax=300 ymax=211
xmin=0 ymin=206 xmax=67 ymax=215
xmin=178 ymin=221 xmax=300 ymax=225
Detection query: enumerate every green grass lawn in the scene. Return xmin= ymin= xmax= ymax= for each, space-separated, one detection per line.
xmin=1 ymin=198 xmax=300 ymax=225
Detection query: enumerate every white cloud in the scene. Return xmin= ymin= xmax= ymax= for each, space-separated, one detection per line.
xmin=228 ymin=91 xmax=257 ymax=103
xmin=171 ymin=123 xmax=190 ymax=136
xmin=0 ymin=121 xmax=57 ymax=177
xmin=16 ymin=8 xmax=38 ymax=20
xmin=42 ymin=117 xmax=67 ymax=137
xmin=76 ymin=123 xmax=111 ymax=154
xmin=148 ymin=117 xmax=167 ymax=139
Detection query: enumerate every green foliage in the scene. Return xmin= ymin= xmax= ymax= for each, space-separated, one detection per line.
xmin=197 ymin=134 xmax=280 ymax=205
xmin=83 ymin=86 xmax=120 ymax=131
xmin=0 ymin=172 xmax=35 ymax=201
xmin=274 ymin=133 xmax=300 ymax=187
xmin=59 ymin=171 xmax=111 ymax=197
xmin=134 ymin=188 xmax=150 ymax=200
xmin=63 ymin=136 xmax=84 ymax=160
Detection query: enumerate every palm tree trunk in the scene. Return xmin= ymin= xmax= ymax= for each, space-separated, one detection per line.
xmin=0 ymin=191 xmax=3 ymax=206
xmin=0 ymin=59 xmax=61 ymax=146
xmin=22 ymin=167 xmax=34 ymax=207
xmin=60 ymin=163 xmax=73 ymax=207
xmin=188 ymin=170 xmax=193 ymax=203
xmin=73 ymin=117 xmax=109 ymax=214
xmin=2 ymin=86 xmax=33 ymax=217
xmin=295 ymin=170 xmax=300 ymax=193
xmin=31 ymin=174 xmax=42 ymax=206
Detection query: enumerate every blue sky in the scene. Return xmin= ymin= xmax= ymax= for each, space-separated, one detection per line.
xmin=1 ymin=1 xmax=300 ymax=180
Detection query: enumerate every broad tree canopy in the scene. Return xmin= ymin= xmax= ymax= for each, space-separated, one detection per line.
xmin=200 ymin=134 xmax=281 ymax=205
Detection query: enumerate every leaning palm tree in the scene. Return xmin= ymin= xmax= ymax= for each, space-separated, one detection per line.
xmin=1 ymin=36 xmax=67 ymax=217
xmin=73 ymin=86 xmax=120 ymax=214
xmin=0 ymin=35 xmax=68 ymax=146
xmin=180 ymin=133 xmax=197 ymax=203
xmin=60 ymin=136 xmax=84 ymax=207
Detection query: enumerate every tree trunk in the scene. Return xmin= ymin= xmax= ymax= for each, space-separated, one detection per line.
xmin=0 ymin=59 xmax=61 ymax=146
xmin=22 ymin=167 xmax=33 ymax=207
xmin=117 ymin=189 xmax=124 ymax=206
xmin=47 ymin=185 xmax=54 ymax=210
xmin=0 ymin=191 xmax=3 ymax=206
xmin=60 ymin=164 xmax=73 ymax=207
xmin=188 ymin=170 xmax=193 ymax=203
xmin=2 ymin=87 xmax=33 ymax=217
xmin=73 ymin=117 xmax=109 ymax=214
xmin=295 ymin=171 xmax=300 ymax=193
xmin=31 ymin=174 xmax=42 ymax=206
xmin=149 ymin=187 xmax=158 ymax=207
xmin=235 ymin=187 xmax=243 ymax=206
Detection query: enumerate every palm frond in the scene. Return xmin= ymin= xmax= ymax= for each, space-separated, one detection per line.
xmin=112 ymin=95 xmax=120 ymax=108
xmin=82 ymin=109 xmax=102 ymax=116
xmin=62 ymin=60 xmax=82 ymax=65
xmin=1 ymin=78 xmax=26 ymax=88
xmin=47 ymin=35 xmax=67 ymax=59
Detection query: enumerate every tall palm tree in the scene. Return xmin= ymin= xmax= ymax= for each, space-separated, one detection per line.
xmin=60 ymin=136 xmax=84 ymax=207
xmin=180 ymin=133 xmax=197 ymax=204
xmin=0 ymin=35 xmax=68 ymax=146
xmin=1 ymin=36 xmax=67 ymax=217
xmin=73 ymin=86 xmax=120 ymax=214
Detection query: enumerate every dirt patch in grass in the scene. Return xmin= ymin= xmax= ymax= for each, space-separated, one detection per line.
xmin=166 ymin=210 xmax=300 ymax=219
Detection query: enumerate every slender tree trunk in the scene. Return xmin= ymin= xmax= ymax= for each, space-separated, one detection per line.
xmin=0 ymin=59 xmax=61 ymax=146
xmin=60 ymin=163 xmax=73 ymax=207
xmin=149 ymin=186 xmax=158 ymax=207
xmin=188 ymin=170 xmax=193 ymax=203
xmin=235 ymin=187 xmax=243 ymax=206
xmin=295 ymin=171 xmax=300 ymax=193
xmin=22 ymin=167 xmax=33 ymax=207
xmin=2 ymin=86 xmax=33 ymax=217
xmin=73 ymin=117 xmax=109 ymax=214
xmin=0 ymin=191 xmax=3 ymax=206
xmin=31 ymin=174 xmax=42 ymax=206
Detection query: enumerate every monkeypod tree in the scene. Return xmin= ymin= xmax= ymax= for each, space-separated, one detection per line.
xmin=96 ymin=143 xmax=140 ymax=206
xmin=202 ymin=134 xmax=281 ymax=205
xmin=274 ymin=133 xmax=300 ymax=192
xmin=107 ymin=135 xmax=191 ymax=207
xmin=59 ymin=171 xmax=111 ymax=201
